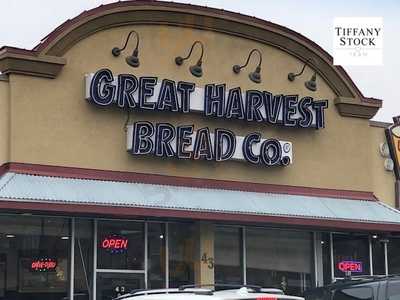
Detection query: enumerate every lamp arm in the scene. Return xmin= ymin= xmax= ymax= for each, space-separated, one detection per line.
xmin=238 ymin=49 xmax=262 ymax=69
xmin=292 ymin=58 xmax=315 ymax=77
xmin=181 ymin=41 xmax=204 ymax=61
xmin=119 ymin=30 xmax=139 ymax=52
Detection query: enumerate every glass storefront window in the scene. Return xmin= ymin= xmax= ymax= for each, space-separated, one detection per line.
xmin=388 ymin=238 xmax=400 ymax=274
xmin=168 ymin=223 xmax=196 ymax=288
xmin=147 ymin=223 xmax=166 ymax=289
xmin=0 ymin=215 xmax=70 ymax=300
xmin=96 ymin=272 xmax=144 ymax=300
xmin=246 ymin=228 xmax=313 ymax=296
xmin=333 ymin=234 xmax=370 ymax=277
xmin=214 ymin=226 xmax=243 ymax=285
xmin=74 ymin=219 xmax=94 ymax=300
xmin=371 ymin=237 xmax=385 ymax=275
xmin=2 ymin=214 xmax=392 ymax=299
xmin=97 ymin=220 xmax=144 ymax=270
xmin=321 ymin=233 xmax=332 ymax=285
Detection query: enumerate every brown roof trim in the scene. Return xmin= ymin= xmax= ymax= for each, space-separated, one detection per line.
xmin=0 ymin=46 xmax=36 ymax=57
xmin=0 ymin=47 xmax=66 ymax=79
xmin=334 ymin=97 xmax=383 ymax=119
xmin=1 ymin=162 xmax=377 ymax=201
xmin=370 ymin=120 xmax=392 ymax=128
xmin=0 ymin=164 xmax=9 ymax=177
xmin=0 ymin=1 xmax=380 ymax=118
xmin=0 ymin=199 xmax=398 ymax=232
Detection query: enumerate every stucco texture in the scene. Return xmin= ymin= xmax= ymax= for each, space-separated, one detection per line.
xmin=0 ymin=78 xmax=10 ymax=165
xmin=369 ymin=125 xmax=396 ymax=206
xmin=7 ymin=24 xmax=379 ymax=194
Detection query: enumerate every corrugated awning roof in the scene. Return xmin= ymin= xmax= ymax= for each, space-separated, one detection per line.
xmin=0 ymin=172 xmax=400 ymax=231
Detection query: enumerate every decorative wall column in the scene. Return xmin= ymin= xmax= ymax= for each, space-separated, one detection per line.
xmin=194 ymin=222 xmax=215 ymax=285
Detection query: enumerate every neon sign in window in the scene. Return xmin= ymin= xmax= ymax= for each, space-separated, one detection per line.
xmin=31 ymin=258 xmax=57 ymax=272
xmin=101 ymin=235 xmax=129 ymax=254
xmin=338 ymin=260 xmax=363 ymax=273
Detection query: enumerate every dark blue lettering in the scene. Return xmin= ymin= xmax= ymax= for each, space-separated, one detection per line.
xmin=193 ymin=127 xmax=214 ymax=160
xmin=177 ymin=81 xmax=195 ymax=113
xmin=204 ymin=84 xmax=225 ymax=117
xmin=214 ymin=128 xmax=236 ymax=161
xmin=155 ymin=123 xmax=175 ymax=157
xmin=132 ymin=121 xmax=154 ymax=155
xmin=298 ymin=97 xmax=313 ymax=128
xmin=89 ymin=69 xmax=115 ymax=106
xmin=245 ymin=90 xmax=264 ymax=122
xmin=312 ymin=100 xmax=328 ymax=129
xmin=283 ymin=95 xmax=298 ymax=127
xmin=138 ymin=77 xmax=157 ymax=110
xmin=117 ymin=74 xmax=138 ymax=109
xmin=260 ymin=139 xmax=282 ymax=166
xmin=157 ymin=80 xmax=179 ymax=112
xmin=176 ymin=125 xmax=194 ymax=159
xmin=243 ymin=133 xmax=261 ymax=164
xmin=226 ymin=87 xmax=245 ymax=120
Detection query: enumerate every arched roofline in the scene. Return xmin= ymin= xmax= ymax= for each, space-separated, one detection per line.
xmin=0 ymin=0 xmax=381 ymax=118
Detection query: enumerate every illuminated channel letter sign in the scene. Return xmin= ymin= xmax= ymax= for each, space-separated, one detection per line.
xmin=101 ymin=235 xmax=129 ymax=254
xmin=31 ymin=258 xmax=57 ymax=272
xmin=85 ymin=69 xmax=329 ymax=167
xmin=126 ymin=123 xmax=292 ymax=166
xmin=338 ymin=260 xmax=363 ymax=273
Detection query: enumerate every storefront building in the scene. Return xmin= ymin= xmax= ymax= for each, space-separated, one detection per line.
xmin=0 ymin=1 xmax=399 ymax=300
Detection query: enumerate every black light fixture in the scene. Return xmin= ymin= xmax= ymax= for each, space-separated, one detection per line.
xmin=111 ymin=30 xmax=140 ymax=68
xmin=288 ymin=58 xmax=317 ymax=91
xmin=175 ymin=41 xmax=204 ymax=77
xmin=305 ymin=73 xmax=317 ymax=92
xmin=232 ymin=49 xmax=262 ymax=84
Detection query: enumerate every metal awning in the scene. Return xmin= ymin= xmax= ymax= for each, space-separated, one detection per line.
xmin=1 ymin=172 xmax=400 ymax=231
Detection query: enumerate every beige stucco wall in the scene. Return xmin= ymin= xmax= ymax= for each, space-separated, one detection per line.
xmin=369 ymin=123 xmax=396 ymax=206
xmin=0 ymin=76 xmax=10 ymax=165
xmin=5 ymin=24 xmax=381 ymax=193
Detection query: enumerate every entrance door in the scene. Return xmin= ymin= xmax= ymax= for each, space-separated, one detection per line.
xmin=95 ymin=220 xmax=145 ymax=300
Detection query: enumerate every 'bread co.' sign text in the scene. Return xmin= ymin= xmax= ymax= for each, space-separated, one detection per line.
xmin=85 ymin=69 xmax=329 ymax=167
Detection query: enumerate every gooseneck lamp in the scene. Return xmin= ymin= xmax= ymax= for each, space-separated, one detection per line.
xmin=111 ymin=30 xmax=140 ymax=68
xmin=232 ymin=49 xmax=263 ymax=84
xmin=175 ymin=41 xmax=204 ymax=77
xmin=288 ymin=59 xmax=317 ymax=92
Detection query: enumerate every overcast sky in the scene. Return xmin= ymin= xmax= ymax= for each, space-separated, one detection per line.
xmin=1 ymin=0 xmax=399 ymax=122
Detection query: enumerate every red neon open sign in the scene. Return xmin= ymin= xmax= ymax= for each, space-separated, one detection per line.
xmin=31 ymin=258 xmax=57 ymax=271
xmin=101 ymin=236 xmax=129 ymax=253
xmin=338 ymin=261 xmax=363 ymax=273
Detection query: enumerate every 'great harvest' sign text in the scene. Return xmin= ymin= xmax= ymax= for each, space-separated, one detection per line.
xmin=85 ymin=69 xmax=329 ymax=167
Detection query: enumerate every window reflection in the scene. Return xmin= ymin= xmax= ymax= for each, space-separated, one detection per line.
xmin=214 ymin=226 xmax=243 ymax=285
xmin=0 ymin=215 xmax=69 ymax=300
xmin=147 ymin=223 xmax=166 ymax=289
xmin=371 ymin=238 xmax=385 ymax=275
xmin=321 ymin=233 xmax=332 ymax=285
xmin=168 ymin=223 xmax=195 ymax=288
xmin=74 ymin=219 xmax=93 ymax=300
xmin=388 ymin=238 xmax=400 ymax=274
xmin=246 ymin=228 xmax=313 ymax=296
xmin=96 ymin=273 xmax=144 ymax=300
xmin=333 ymin=234 xmax=370 ymax=277
xmin=97 ymin=221 xmax=144 ymax=270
